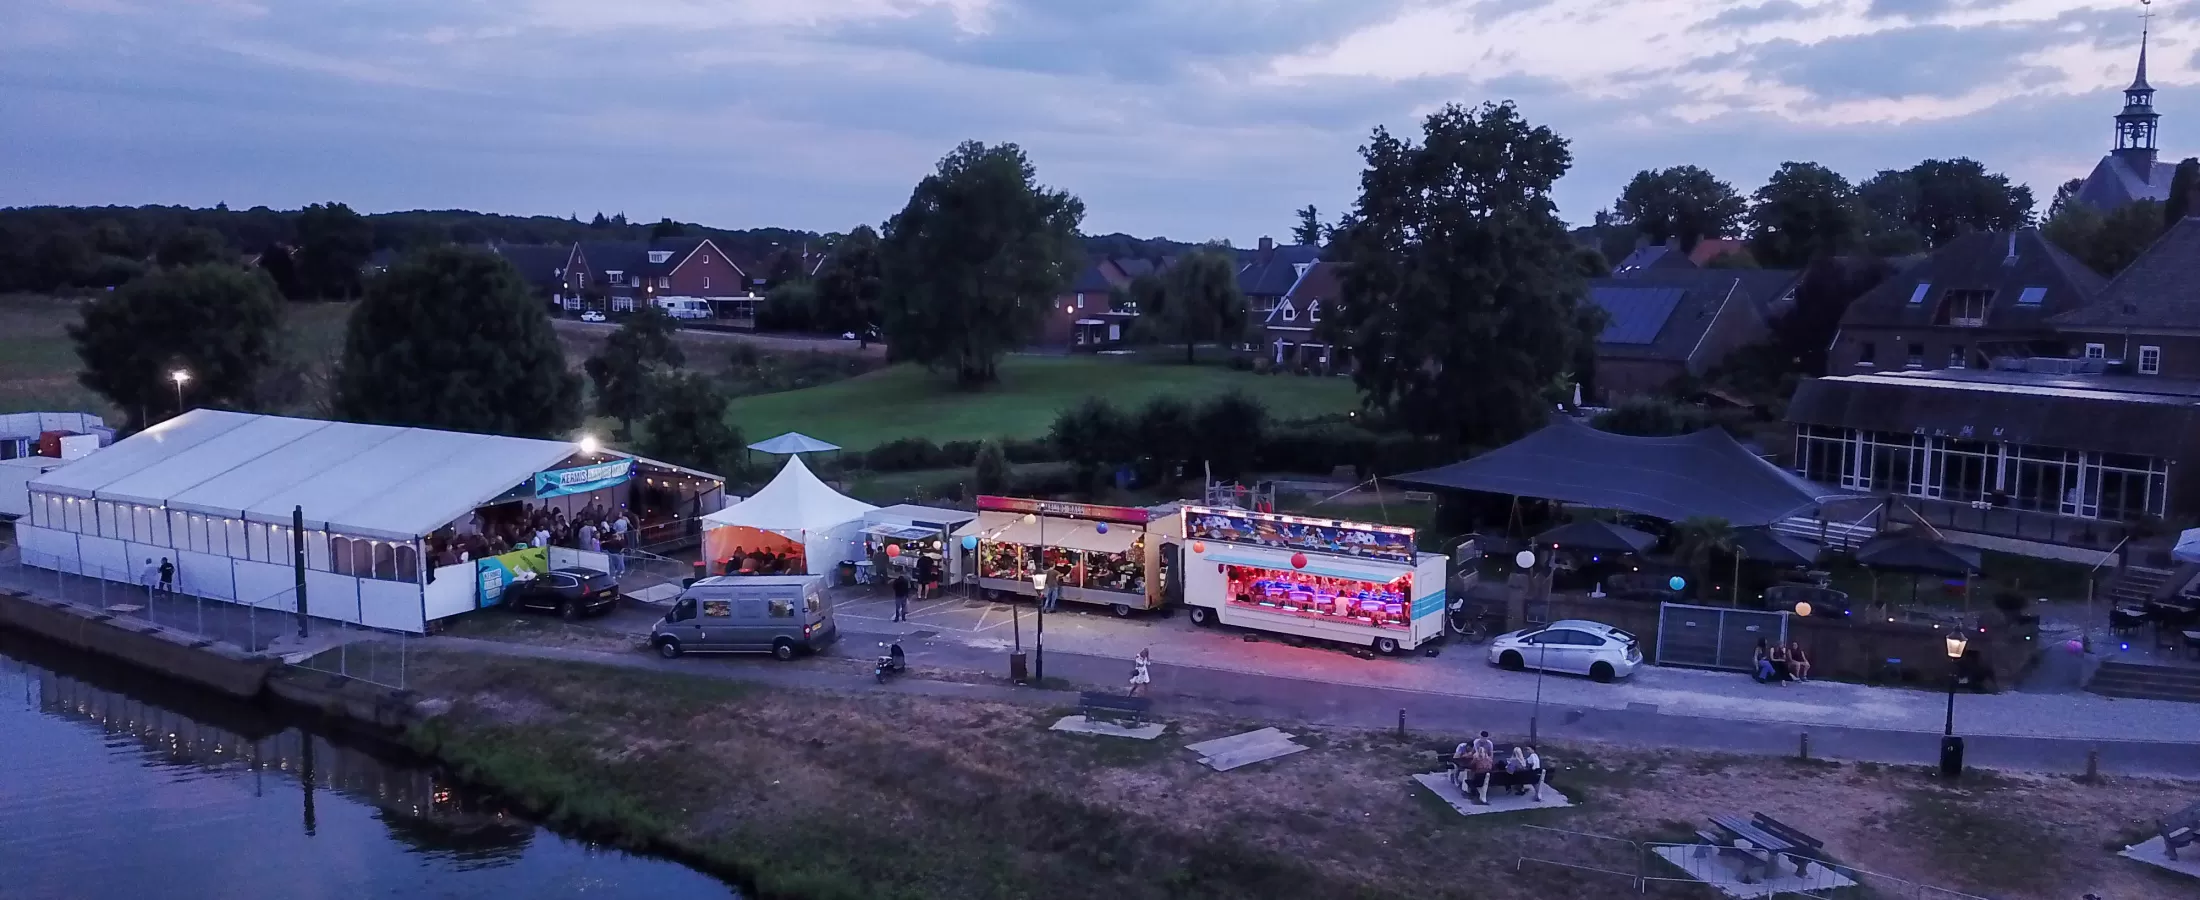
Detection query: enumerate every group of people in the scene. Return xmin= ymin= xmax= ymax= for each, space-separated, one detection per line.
xmin=887 ymin=553 xmax=941 ymax=622
xmin=1753 ymin=639 xmax=1812 ymax=684
xmin=1449 ymin=731 xmax=1541 ymax=800
xmin=433 ymin=501 xmax=634 ymax=576
xmin=722 ymin=545 xmax=805 ymax=576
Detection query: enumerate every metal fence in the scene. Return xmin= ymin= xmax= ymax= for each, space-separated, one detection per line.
xmin=1655 ymin=602 xmax=1788 ymax=672
xmin=1519 ymin=826 xmax=1995 ymax=899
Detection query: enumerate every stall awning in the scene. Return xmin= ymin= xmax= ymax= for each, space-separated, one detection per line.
xmin=1205 ymin=548 xmax=1407 ymax=583
xmin=954 ymin=511 xmax=1140 ymax=553
xmin=863 ymin=523 xmax=938 ymax=541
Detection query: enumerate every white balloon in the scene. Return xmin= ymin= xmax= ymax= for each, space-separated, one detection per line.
xmin=1514 ymin=550 xmax=1536 ymax=568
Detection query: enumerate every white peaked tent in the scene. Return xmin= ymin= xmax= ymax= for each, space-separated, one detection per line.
xmin=699 ymin=454 xmax=875 ymax=576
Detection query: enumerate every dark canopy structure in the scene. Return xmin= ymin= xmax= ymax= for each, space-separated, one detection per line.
xmin=1392 ymin=418 xmax=1850 ymax=528
xmin=1534 ymin=520 xmax=1657 ymax=555
xmin=1854 ymin=535 xmax=1982 ymax=577
xmin=1730 ymin=528 xmax=1821 ymax=567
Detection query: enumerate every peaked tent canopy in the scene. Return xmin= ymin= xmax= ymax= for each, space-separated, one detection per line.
xmin=1854 ymin=534 xmax=1981 ymax=577
xmin=1391 ymin=418 xmax=1850 ymax=528
xmin=1533 ymin=520 xmax=1656 ymax=555
xmin=748 ymin=432 xmax=841 ymax=455
xmin=700 ymin=455 xmax=876 ymax=575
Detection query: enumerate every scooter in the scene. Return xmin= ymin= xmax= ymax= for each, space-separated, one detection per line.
xmin=874 ymin=641 xmax=906 ymax=683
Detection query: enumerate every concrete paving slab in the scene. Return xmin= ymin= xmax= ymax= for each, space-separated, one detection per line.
xmin=1050 ymin=715 xmax=1168 ymax=740
xmin=1187 ymin=727 xmax=1309 ymax=771
xmin=2119 ymin=836 xmax=2200 ymax=879
xmin=1648 ymin=845 xmax=1857 ymax=898
xmin=1184 ymin=727 xmax=1293 ymax=758
xmin=1410 ymin=772 xmax=1574 ymax=816
xmin=1202 ymin=741 xmax=1309 ymax=772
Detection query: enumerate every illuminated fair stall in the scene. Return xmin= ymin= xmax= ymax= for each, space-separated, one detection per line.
xmin=951 ymin=496 xmax=1183 ymax=615
xmin=1179 ymin=505 xmax=1447 ymax=654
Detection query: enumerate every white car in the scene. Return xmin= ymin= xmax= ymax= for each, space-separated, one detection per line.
xmin=580 ymin=310 xmax=607 ymax=323
xmin=1488 ymin=619 xmax=1642 ymax=683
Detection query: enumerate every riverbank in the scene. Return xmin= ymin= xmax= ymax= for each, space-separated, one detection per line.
xmin=398 ymin=650 xmax=2192 ymax=900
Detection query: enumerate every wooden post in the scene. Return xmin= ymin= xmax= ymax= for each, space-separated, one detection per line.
xmin=1799 ymin=732 xmax=1811 ymax=761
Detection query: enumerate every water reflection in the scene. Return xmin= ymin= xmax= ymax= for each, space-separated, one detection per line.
xmin=0 ymin=633 xmax=737 ymax=900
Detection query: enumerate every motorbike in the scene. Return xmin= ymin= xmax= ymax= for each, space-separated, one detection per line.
xmin=874 ymin=641 xmax=906 ymax=683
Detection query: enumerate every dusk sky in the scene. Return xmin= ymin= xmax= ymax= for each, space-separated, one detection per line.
xmin=3 ymin=0 xmax=2191 ymax=243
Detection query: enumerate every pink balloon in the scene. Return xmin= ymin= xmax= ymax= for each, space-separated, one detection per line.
xmin=2064 ymin=639 xmax=2083 ymax=654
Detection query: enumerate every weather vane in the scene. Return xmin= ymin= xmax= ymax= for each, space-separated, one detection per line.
xmin=2141 ymin=0 xmax=2154 ymax=31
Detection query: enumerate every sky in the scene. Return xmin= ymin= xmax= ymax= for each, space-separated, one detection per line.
xmin=1 ymin=0 xmax=2192 ymax=244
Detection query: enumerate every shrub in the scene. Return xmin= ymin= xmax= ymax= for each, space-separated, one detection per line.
xmin=1193 ymin=390 xmax=1266 ymax=479
xmin=938 ymin=440 xmax=982 ymax=467
xmin=864 ymin=437 xmax=945 ymax=472
xmin=999 ymin=437 xmax=1058 ymax=464
xmin=1007 ymin=465 xmax=1080 ymax=497
xmin=1591 ymin=396 xmax=1711 ymax=437
xmin=972 ymin=440 xmax=1009 ymax=494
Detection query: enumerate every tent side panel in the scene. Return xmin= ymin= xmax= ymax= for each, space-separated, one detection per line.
xmin=234 ymin=560 xmax=297 ymax=614
xmin=359 ymin=578 xmax=425 ymax=633
xmin=423 ymin=563 xmax=476 ymax=620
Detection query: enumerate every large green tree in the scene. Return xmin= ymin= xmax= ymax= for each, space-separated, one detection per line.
xmin=1747 ymin=162 xmax=1859 ymax=268
xmin=639 ymin=371 xmax=742 ymax=478
xmin=1292 ymin=205 xmax=1323 ymax=246
xmin=2043 ymin=199 xmax=2164 ymax=278
xmin=70 ymin=264 xmax=282 ymax=431
xmin=1775 ymin=256 xmax=1895 ymax=376
xmin=583 ymin=305 xmax=685 ymax=439
xmin=333 ymin=246 xmax=581 ymax=438
xmin=811 ymin=224 xmax=884 ymax=334
xmin=1860 ymin=159 xmax=2034 ymax=252
xmin=154 ymin=226 xmax=231 ymax=268
xmin=295 ymin=201 xmax=373 ymax=299
xmin=878 ymin=140 xmax=1084 ymax=385
xmin=1140 ymin=248 xmax=1247 ymax=364
xmin=1323 ymin=101 xmax=1597 ymax=449
xmin=1614 ymin=165 xmax=1746 ymax=251
xmin=2165 ymin=158 xmax=2200 ymax=226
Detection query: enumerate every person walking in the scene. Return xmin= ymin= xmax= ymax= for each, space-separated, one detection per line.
xmin=1128 ymin=647 xmax=1153 ymax=697
xmin=891 ymin=573 xmax=911 ymax=622
xmin=157 ymin=557 xmax=175 ymax=598
xmin=140 ymin=558 xmax=160 ymax=598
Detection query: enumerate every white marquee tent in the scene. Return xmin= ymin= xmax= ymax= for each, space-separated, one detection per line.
xmin=14 ymin=409 xmax=693 ymax=633
xmin=700 ymin=455 xmax=875 ymax=576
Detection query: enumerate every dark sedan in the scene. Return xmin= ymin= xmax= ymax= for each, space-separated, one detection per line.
xmin=504 ymin=567 xmax=619 ymax=619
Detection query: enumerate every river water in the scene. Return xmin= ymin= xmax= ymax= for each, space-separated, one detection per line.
xmin=0 ymin=634 xmax=739 ymax=900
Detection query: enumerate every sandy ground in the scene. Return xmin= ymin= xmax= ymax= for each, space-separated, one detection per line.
xmin=406 ymin=651 xmax=2198 ymax=900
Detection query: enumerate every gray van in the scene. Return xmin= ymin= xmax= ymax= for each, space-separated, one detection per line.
xmin=651 ymin=575 xmax=837 ymax=660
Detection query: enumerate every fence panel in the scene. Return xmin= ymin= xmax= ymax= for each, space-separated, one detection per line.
xmin=1516 ymin=825 xmax=1643 ymax=892
xmin=1656 ymin=603 xmax=1787 ymax=671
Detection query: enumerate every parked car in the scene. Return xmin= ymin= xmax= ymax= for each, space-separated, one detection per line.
xmin=580 ymin=310 xmax=607 ymax=323
xmin=503 ymin=566 xmax=619 ymax=619
xmin=1487 ymin=619 xmax=1642 ymax=683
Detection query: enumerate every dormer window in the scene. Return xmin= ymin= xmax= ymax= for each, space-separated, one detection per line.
xmin=1937 ymin=290 xmax=1991 ymax=327
xmin=1308 ymin=301 xmax=1321 ymax=322
xmin=647 ymin=251 xmax=674 ymax=264
xmin=1282 ymin=303 xmax=1297 ymax=322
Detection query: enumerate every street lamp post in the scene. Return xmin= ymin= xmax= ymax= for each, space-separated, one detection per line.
xmin=170 ymin=369 xmax=191 ymax=417
xmin=1517 ymin=549 xmax=1548 ymax=744
xmin=1028 ymin=512 xmax=1047 ymax=682
xmin=1940 ymin=630 xmax=1970 ymax=778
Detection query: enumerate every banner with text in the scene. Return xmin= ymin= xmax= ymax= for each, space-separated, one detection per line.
xmin=533 ymin=458 xmax=634 ymax=499
xmin=476 ymin=546 xmax=549 ymax=608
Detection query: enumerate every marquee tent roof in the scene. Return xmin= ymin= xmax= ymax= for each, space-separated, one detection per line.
xmin=1390 ymin=418 xmax=1850 ymax=528
xmin=701 ymin=454 xmax=875 ymax=534
xmin=748 ymin=432 xmax=840 ymax=454
xmin=27 ymin=409 xmax=609 ymax=541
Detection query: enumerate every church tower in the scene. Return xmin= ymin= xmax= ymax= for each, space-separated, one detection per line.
xmin=2113 ymin=2 xmax=2161 ymax=170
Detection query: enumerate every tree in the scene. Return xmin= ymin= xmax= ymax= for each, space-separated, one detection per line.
xmin=590 ymin=212 xmax=610 ymax=229
xmin=1702 ymin=248 xmax=1760 ymax=269
xmin=583 ymin=305 xmax=686 ymax=439
xmin=1775 ymin=256 xmax=1895 ymax=375
xmin=1193 ymin=391 xmax=1267 ymax=480
xmin=334 ymin=246 xmax=580 ymax=438
xmin=2048 ymin=178 xmax=2086 ymax=220
xmin=1591 ymin=396 xmax=1708 ymax=437
xmin=812 ymin=225 xmax=884 ymax=334
xmin=2043 ymin=199 xmax=2164 ymax=277
xmin=1614 ymin=165 xmax=1746 ymax=251
xmin=2166 ymin=158 xmax=2200 ymax=226
xmin=1132 ymin=396 xmax=1196 ymax=485
xmin=1861 ymin=159 xmax=2033 ymax=251
xmin=32 ymin=230 xmax=93 ymax=290
xmin=154 ymin=226 xmax=230 ymax=268
xmin=972 ymin=439 xmax=1010 ymax=494
xmin=1115 ymin=271 xmax=1166 ymax=325
xmin=758 ymin=280 xmax=819 ymax=332
xmin=879 ymin=140 xmax=1085 ymax=385
xmin=257 ymin=245 xmax=304 ymax=300
xmin=1323 ymin=101 xmax=1598 ymax=449
xmin=650 ymin=218 xmax=686 ymax=239
xmin=1293 ymin=205 xmax=1323 ymax=246
xmin=638 ymin=371 xmax=741 ymax=478
xmin=1670 ymin=516 xmax=1737 ymax=604
xmin=294 ymin=201 xmax=373 ymax=299
xmin=1747 ymin=162 xmax=1859 ymax=268
xmin=69 ymin=264 xmax=282 ymax=432
xmin=1049 ymin=397 xmax=1130 ymax=490
xmin=1140 ymin=248 xmax=1247 ymax=364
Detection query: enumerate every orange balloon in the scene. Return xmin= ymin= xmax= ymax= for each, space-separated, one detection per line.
xmin=1192 ymin=541 xmax=1206 ymax=554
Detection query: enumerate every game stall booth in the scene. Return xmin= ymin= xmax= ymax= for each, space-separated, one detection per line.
xmin=951 ymin=495 xmax=1183 ymax=617
xmin=857 ymin=504 xmax=975 ymax=586
xmin=1178 ymin=505 xmax=1447 ymax=654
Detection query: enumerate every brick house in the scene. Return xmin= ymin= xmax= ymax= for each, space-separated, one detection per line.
xmin=2048 ymin=216 xmax=2200 ymax=377
xmin=1585 ymin=267 xmax=1800 ymax=399
xmin=1253 ymin=259 xmax=1342 ymax=372
xmin=560 ymin=238 xmax=753 ymax=315
xmin=1044 ymin=257 xmax=1157 ymax=349
xmin=1825 ymin=229 xmax=2105 ymax=374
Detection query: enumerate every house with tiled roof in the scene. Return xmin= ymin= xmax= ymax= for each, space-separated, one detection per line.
xmin=489 ymin=243 xmax=572 ymax=302
xmin=1825 ymin=229 xmax=2106 ymax=373
xmin=562 ymin=237 xmax=751 ymax=315
xmin=2049 ymin=216 xmax=2200 ymax=377
xmin=1044 ymin=257 xmax=1158 ymax=349
xmin=1584 ymin=268 xmax=1799 ymax=399
xmin=1255 ymin=259 xmax=1342 ymax=372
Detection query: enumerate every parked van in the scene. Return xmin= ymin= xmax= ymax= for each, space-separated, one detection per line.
xmin=651 ymin=575 xmax=836 ymax=660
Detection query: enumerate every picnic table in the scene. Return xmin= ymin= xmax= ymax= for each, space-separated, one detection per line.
xmin=1701 ymin=812 xmax=1827 ymax=883
xmin=2162 ymin=800 xmax=2200 ymax=860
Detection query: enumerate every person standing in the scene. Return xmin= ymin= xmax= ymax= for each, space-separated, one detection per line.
xmin=1128 ymin=648 xmax=1153 ymax=697
xmin=533 ymin=524 xmax=550 ymax=550
xmin=140 ymin=558 xmax=160 ymax=598
xmin=157 ymin=557 xmax=175 ymax=598
xmin=891 ymin=573 xmax=910 ymax=622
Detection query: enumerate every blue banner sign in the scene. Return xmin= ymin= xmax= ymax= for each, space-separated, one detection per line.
xmin=533 ymin=458 xmax=634 ymax=498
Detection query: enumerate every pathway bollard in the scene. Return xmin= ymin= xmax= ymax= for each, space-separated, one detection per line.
xmin=1799 ymin=732 xmax=1811 ymax=761
xmin=2086 ymin=748 xmax=2100 ymax=781
xmin=1397 ymin=708 xmax=1407 ymax=741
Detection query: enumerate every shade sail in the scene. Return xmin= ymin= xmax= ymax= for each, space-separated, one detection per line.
xmin=1731 ymin=528 xmax=1820 ymax=567
xmin=1854 ymin=535 xmax=1982 ymax=577
xmin=748 ymin=432 xmax=840 ymax=454
xmin=700 ymin=455 xmax=874 ymax=534
xmin=1533 ymin=520 xmax=1656 ymax=555
xmin=1391 ymin=418 xmax=1851 ymax=527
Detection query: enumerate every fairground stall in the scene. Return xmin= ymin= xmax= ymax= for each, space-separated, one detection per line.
xmin=699 ymin=455 xmax=875 ymax=580
xmin=951 ymin=495 xmax=1183 ymax=616
xmin=14 ymin=409 xmax=724 ymax=633
xmin=859 ymin=504 xmax=975 ymax=585
xmin=1179 ymin=505 xmax=1446 ymax=654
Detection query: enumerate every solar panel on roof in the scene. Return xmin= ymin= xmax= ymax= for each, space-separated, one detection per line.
xmin=1588 ymin=286 xmax=1686 ymax=345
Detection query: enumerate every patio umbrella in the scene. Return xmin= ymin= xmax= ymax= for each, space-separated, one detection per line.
xmin=1731 ymin=528 xmax=1819 ymax=567
xmin=1855 ymin=533 xmax=1983 ymax=609
xmin=1533 ymin=519 xmax=1657 ymax=556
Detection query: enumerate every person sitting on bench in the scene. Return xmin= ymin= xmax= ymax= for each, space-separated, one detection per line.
xmin=1786 ymin=641 xmax=1811 ymax=681
xmin=1503 ymin=747 xmax=1533 ymax=795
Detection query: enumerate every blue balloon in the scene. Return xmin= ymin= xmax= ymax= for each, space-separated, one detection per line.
xmin=961 ymin=535 xmax=978 ymax=550
xmin=1095 ymin=522 xmax=1109 ymax=534
xmin=1668 ymin=575 xmax=1687 ymax=591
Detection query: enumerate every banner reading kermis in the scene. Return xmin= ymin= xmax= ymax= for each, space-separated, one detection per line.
xmin=533 ymin=458 xmax=634 ymax=499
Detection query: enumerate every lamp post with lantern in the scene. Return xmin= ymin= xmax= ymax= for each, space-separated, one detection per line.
xmin=1940 ymin=630 xmax=1970 ymax=778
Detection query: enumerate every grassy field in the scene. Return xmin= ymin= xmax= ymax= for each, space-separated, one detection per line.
xmin=404 ymin=653 xmax=2195 ymax=900
xmin=0 ymin=294 xmax=355 ymax=420
xmin=725 ymin=355 xmax=1361 ymax=450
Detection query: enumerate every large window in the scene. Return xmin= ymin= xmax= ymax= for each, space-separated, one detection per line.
xmin=1791 ymin=427 xmax=2169 ymax=522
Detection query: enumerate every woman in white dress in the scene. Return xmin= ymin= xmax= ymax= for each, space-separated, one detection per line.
xmin=1128 ymin=648 xmax=1153 ymax=697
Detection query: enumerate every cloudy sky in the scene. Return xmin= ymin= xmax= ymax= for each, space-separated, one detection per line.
xmin=2 ymin=0 xmax=2190 ymax=243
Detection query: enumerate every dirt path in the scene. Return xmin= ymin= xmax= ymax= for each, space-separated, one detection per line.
xmin=550 ymin=318 xmax=886 ymax=357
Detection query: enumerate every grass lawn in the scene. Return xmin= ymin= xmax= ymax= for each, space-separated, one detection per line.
xmin=724 ymin=354 xmax=1361 ymax=450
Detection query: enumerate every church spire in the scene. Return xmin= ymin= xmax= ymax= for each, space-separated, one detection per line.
xmin=2114 ymin=0 xmax=2161 ymax=163
xmin=2130 ymin=1 xmax=2153 ymax=91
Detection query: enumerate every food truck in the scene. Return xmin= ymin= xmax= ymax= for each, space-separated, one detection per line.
xmin=952 ymin=495 xmax=1183 ymax=616
xmin=1179 ymin=505 xmax=1447 ymax=655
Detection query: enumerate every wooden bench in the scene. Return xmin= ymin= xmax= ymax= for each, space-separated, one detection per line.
xmin=1692 ymin=829 xmax=1772 ymax=884
xmin=1078 ymin=691 xmax=1152 ymax=724
xmin=1467 ymin=767 xmax=1554 ymax=805
xmin=1751 ymin=812 xmax=1830 ymax=876
xmin=1707 ymin=814 xmax=1795 ymax=884
xmin=2162 ymin=801 xmax=2200 ymax=860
